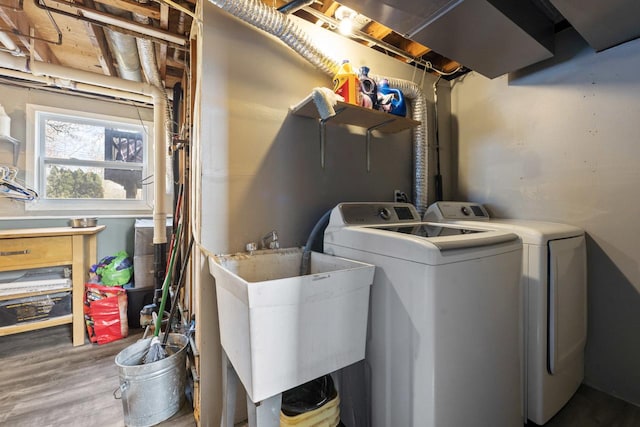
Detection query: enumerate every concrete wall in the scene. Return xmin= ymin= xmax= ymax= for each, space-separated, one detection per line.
xmin=450 ymin=29 xmax=640 ymax=405
xmin=195 ymin=4 xmax=441 ymax=424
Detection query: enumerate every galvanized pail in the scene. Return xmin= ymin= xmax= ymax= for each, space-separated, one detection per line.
xmin=114 ymin=333 xmax=188 ymax=427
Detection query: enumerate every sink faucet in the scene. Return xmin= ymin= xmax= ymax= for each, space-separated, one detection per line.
xmin=261 ymin=230 xmax=280 ymax=249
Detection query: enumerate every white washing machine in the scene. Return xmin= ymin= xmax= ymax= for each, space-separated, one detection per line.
xmin=323 ymin=202 xmax=523 ymax=427
xmin=425 ymin=201 xmax=587 ymax=425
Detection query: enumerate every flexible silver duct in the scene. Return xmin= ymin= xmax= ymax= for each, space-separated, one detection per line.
xmin=376 ymin=75 xmax=428 ymax=213
xmin=99 ymin=5 xmax=143 ymax=82
xmin=207 ymin=0 xmax=430 ymax=213
xmin=132 ymin=5 xmax=174 ymax=166
xmin=209 ymin=0 xmax=340 ymax=77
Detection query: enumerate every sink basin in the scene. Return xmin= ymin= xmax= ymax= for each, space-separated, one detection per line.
xmin=209 ymin=247 xmax=374 ymax=402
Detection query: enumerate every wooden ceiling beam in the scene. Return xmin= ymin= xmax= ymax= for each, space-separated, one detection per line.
xmin=395 ymin=40 xmax=431 ymax=62
xmin=159 ymin=3 xmax=169 ymax=85
xmin=0 ymin=8 xmax=58 ymax=63
xmin=82 ymin=0 xmax=117 ymax=76
xmin=91 ymin=0 xmax=161 ymax=20
xmin=362 ymin=22 xmax=393 ymax=45
xmin=166 ymin=55 xmax=186 ymax=69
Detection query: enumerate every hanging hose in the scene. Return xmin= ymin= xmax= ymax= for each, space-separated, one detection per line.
xmin=300 ymin=209 xmax=332 ymax=275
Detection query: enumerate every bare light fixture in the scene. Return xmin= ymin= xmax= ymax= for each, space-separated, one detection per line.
xmin=334 ymin=5 xmax=356 ymax=35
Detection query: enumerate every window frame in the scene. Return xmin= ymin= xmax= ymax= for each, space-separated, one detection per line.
xmin=25 ymin=104 xmax=154 ymax=212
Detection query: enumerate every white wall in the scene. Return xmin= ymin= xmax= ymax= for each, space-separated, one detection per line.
xmin=195 ymin=3 xmax=441 ymax=424
xmin=450 ymin=29 xmax=640 ymax=405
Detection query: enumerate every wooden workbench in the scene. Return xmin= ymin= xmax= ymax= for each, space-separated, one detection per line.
xmin=0 ymin=226 xmax=106 ymax=346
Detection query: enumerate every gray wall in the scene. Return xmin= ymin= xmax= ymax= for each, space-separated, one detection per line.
xmin=195 ymin=4 xmax=441 ymax=424
xmin=0 ymin=84 xmax=155 ymax=260
xmin=450 ymin=29 xmax=640 ymax=405
xmin=197 ymin=7 xmax=438 ymax=255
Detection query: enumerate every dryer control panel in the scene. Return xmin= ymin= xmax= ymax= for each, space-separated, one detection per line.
xmin=338 ymin=202 xmax=420 ymax=225
xmin=425 ymin=201 xmax=491 ymax=221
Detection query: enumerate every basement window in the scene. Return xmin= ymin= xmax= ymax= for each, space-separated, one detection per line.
xmin=25 ymin=104 xmax=153 ymax=212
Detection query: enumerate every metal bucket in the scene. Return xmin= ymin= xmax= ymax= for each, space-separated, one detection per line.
xmin=114 ymin=333 xmax=189 ymax=427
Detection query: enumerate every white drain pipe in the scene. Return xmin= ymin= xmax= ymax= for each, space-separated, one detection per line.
xmin=207 ymin=0 xmax=430 ymax=212
xmin=31 ymin=62 xmax=168 ymax=246
xmin=0 ymin=52 xmax=168 ymax=246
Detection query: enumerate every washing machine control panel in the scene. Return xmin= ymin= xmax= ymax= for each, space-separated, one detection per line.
xmin=338 ymin=203 xmax=420 ymax=225
xmin=424 ymin=202 xmax=491 ymax=221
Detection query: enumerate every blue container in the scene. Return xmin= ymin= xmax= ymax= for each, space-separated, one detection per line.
xmin=377 ymin=79 xmax=406 ymax=117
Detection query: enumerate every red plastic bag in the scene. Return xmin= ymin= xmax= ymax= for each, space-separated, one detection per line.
xmin=84 ymin=284 xmax=129 ymax=344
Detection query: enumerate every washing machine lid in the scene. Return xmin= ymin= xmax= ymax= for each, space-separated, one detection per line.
xmin=325 ymin=203 xmax=520 ymax=265
xmin=425 ymin=202 xmax=584 ymax=245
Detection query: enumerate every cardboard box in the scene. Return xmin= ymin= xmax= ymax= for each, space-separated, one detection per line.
xmin=134 ymin=218 xmax=173 ymax=257
xmin=0 ymin=292 xmax=71 ymax=327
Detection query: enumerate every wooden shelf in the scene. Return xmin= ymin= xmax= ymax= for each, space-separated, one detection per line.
xmin=0 ymin=286 xmax=72 ymax=302
xmin=0 ymin=314 xmax=72 ymax=336
xmin=291 ymin=97 xmax=420 ymax=133
xmin=0 ymin=226 xmax=105 ymax=346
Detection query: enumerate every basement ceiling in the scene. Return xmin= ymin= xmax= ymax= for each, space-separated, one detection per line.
xmin=0 ymin=0 xmax=469 ymax=93
xmin=0 ymin=0 xmax=193 ymax=90
xmin=0 ymin=0 xmax=636 ymax=92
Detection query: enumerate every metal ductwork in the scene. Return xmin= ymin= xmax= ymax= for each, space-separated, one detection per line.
xmin=547 ymin=0 xmax=640 ymax=52
xmin=207 ymin=0 xmax=431 ymax=213
xmin=337 ymin=0 xmax=555 ymax=79
xmin=98 ymin=4 xmax=143 ymax=82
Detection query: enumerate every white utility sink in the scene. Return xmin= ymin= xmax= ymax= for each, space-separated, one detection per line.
xmin=209 ymin=247 xmax=374 ymax=403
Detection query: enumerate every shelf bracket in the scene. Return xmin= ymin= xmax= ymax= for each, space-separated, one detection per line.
xmin=0 ymin=135 xmax=20 ymax=166
xmin=318 ymin=107 xmax=346 ymax=169
xmin=365 ymin=119 xmax=395 ymax=172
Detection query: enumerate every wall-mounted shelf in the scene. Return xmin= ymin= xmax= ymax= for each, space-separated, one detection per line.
xmin=290 ymin=97 xmax=420 ymax=170
xmin=291 ymin=98 xmax=420 ymax=133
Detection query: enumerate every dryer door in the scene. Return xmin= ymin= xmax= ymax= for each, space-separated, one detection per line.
xmin=548 ymin=236 xmax=587 ymax=375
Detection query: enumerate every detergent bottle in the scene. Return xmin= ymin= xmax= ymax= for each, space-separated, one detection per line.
xmin=333 ymin=60 xmax=360 ymax=105
xmin=358 ymin=66 xmax=377 ymax=109
xmin=377 ymin=79 xmax=407 ymax=117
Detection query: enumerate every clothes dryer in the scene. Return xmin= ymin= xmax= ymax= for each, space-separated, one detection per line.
xmin=324 ymin=202 xmax=523 ymax=427
xmin=425 ymin=201 xmax=587 ymax=425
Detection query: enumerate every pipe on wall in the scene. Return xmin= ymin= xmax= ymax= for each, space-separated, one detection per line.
xmin=0 ymin=66 xmax=153 ymax=103
xmin=207 ymin=0 xmax=430 ymax=213
xmin=0 ymin=52 xmax=168 ymax=245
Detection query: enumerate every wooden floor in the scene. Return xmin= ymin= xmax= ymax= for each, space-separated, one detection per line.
xmin=0 ymin=325 xmax=195 ymax=427
xmin=4 ymin=324 xmax=638 ymax=427
xmin=539 ymin=384 xmax=640 ymax=427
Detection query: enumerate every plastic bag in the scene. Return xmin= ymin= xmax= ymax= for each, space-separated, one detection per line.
xmin=281 ymin=375 xmax=337 ymax=416
xmin=84 ymin=283 xmax=128 ymax=344
xmin=92 ymin=251 xmax=133 ymax=286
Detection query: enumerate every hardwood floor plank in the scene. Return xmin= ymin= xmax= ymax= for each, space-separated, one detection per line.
xmin=0 ymin=325 xmax=195 ymax=427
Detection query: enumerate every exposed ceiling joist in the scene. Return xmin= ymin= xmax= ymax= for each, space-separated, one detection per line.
xmin=91 ymin=0 xmax=161 ymax=20
xmin=159 ymin=3 xmax=168 ymax=83
xmin=0 ymin=6 xmax=58 ymax=63
xmin=82 ymin=0 xmax=117 ymax=76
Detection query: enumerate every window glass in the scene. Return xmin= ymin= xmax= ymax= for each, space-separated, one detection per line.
xmin=27 ymin=104 xmax=153 ymax=211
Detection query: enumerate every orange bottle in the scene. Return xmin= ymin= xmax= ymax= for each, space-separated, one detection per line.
xmin=333 ymin=60 xmax=361 ymax=105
